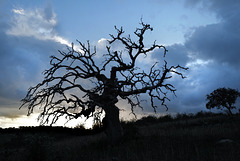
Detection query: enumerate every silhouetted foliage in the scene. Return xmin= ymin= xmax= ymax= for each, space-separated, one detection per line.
xmin=175 ymin=113 xmax=192 ymax=120
xmin=0 ymin=126 xmax=106 ymax=136
xmin=195 ymin=111 xmax=215 ymax=118
xmin=138 ymin=115 xmax=158 ymax=123
xmin=20 ymin=20 xmax=187 ymax=143
xmin=206 ymin=87 xmax=240 ymax=115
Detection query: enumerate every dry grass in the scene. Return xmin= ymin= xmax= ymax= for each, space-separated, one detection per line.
xmin=0 ymin=114 xmax=240 ymax=161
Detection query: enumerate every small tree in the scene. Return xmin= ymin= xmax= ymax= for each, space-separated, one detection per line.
xmin=206 ymin=87 xmax=240 ymax=115
xmin=20 ymin=21 xmax=187 ymax=143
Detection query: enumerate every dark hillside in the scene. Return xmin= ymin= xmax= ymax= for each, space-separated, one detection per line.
xmin=0 ymin=113 xmax=240 ymax=161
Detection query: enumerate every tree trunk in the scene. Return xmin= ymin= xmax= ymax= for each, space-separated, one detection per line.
xmin=227 ymin=107 xmax=233 ymax=116
xmin=103 ymin=105 xmax=123 ymax=144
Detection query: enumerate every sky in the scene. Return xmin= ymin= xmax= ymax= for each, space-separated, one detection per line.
xmin=0 ymin=0 xmax=240 ymax=128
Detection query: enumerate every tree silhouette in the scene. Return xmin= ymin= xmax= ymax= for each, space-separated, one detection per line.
xmin=20 ymin=21 xmax=188 ymax=143
xmin=206 ymin=87 xmax=240 ymax=115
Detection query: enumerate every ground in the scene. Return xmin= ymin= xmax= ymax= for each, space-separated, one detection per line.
xmin=0 ymin=113 xmax=240 ymax=161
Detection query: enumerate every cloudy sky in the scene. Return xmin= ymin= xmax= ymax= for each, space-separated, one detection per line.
xmin=0 ymin=0 xmax=240 ymax=128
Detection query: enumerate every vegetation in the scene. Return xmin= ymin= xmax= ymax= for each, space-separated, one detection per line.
xmin=20 ymin=21 xmax=187 ymax=143
xmin=1 ymin=112 xmax=240 ymax=161
xmin=206 ymin=87 xmax=240 ymax=115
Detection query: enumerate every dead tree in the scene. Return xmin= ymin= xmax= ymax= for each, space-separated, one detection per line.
xmin=20 ymin=21 xmax=188 ymax=144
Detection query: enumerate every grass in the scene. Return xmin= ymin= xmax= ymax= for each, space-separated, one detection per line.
xmin=0 ymin=113 xmax=240 ymax=161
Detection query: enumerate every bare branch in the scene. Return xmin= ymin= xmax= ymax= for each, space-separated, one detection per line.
xmin=20 ymin=20 xmax=188 ymax=128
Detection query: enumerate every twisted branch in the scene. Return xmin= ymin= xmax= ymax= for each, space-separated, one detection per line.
xmin=20 ymin=21 xmax=188 ymax=125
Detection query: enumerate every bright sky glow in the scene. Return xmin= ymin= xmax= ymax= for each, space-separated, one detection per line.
xmin=0 ymin=114 xmax=94 ymax=129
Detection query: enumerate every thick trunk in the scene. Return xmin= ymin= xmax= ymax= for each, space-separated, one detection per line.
xmin=103 ymin=105 xmax=123 ymax=144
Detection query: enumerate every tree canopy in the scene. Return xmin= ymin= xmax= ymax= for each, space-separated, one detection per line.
xmin=206 ymin=87 xmax=240 ymax=115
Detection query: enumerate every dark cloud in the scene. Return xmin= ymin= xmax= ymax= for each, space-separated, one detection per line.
xmin=0 ymin=36 xmax=63 ymax=97
xmin=183 ymin=0 xmax=240 ymax=69
xmin=204 ymin=0 xmax=240 ymax=22
xmin=185 ymin=23 xmax=240 ymax=67
xmin=145 ymin=0 xmax=240 ymax=114
xmin=153 ymin=43 xmax=190 ymax=67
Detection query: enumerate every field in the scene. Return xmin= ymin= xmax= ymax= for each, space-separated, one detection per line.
xmin=0 ymin=113 xmax=240 ymax=161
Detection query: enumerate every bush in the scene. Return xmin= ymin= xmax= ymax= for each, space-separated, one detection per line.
xmin=136 ymin=115 xmax=158 ymax=125
xmin=158 ymin=114 xmax=173 ymax=122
